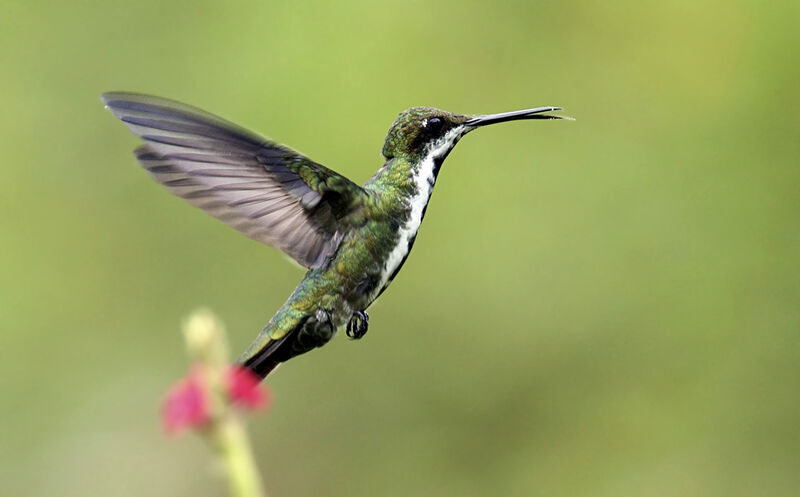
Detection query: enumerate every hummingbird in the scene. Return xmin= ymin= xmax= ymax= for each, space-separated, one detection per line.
xmin=102 ymin=92 xmax=570 ymax=378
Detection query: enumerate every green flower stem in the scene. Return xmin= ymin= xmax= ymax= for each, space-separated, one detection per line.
xmin=184 ymin=309 xmax=266 ymax=497
xmin=211 ymin=413 xmax=266 ymax=497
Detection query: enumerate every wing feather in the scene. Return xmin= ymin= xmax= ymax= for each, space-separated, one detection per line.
xmin=103 ymin=92 xmax=365 ymax=268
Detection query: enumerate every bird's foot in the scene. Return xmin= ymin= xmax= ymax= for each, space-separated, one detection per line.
xmin=294 ymin=308 xmax=334 ymax=353
xmin=346 ymin=310 xmax=369 ymax=339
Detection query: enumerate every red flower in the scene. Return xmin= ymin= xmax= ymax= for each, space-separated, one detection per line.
xmin=162 ymin=368 xmax=210 ymax=435
xmin=162 ymin=366 xmax=270 ymax=435
xmin=226 ymin=366 xmax=270 ymax=410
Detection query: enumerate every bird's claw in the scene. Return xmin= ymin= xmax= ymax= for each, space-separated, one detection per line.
xmin=346 ymin=310 xmax=369 ymax=339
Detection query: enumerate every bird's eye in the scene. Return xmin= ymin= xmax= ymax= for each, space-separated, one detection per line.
xmin=426 ymin=117 xmax=444 ymax=132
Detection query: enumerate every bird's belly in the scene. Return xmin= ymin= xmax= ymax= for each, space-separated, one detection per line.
xmin=371 ymin=186 xmax=435 ymax=302
xmin=371 ymin=205 xmax=431 ymax=302
xmin=328 ymin=227 xmax=419 ymax=313
xmin=333 ymin=300 xmax=354 ymax=327
xmin=372 ymin=231 xmax=417 ymax=300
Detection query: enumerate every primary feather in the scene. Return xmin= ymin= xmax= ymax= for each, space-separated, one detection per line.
xmin=102 ymin=92 xmax=365 ymax=268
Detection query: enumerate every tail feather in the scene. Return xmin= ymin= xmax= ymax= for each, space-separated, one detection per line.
xmin=238 ymin=304 xmax=335 ymax=380
xmin=239 ymin=334 xmax=291 ymax=379
xmin=237 ymin=315 xmax=312 ymax=379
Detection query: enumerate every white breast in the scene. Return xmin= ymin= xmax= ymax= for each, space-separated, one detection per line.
xmin=374 ymin=127 xmax=464 ymax=299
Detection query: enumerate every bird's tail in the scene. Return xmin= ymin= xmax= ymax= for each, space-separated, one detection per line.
xmin=237 ymin=315 xmax=308 ymax=379
xmin=237 ymin=306 xmax=334 ymax=379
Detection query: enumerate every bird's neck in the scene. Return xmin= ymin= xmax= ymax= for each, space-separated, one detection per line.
xmin=365 ymin=155 xmax=436 ymax=210
xmin=369 ymin=125 xmax=465 ymax=190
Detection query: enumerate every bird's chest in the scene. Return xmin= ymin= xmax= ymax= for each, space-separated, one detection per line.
xmin=369 ymin=164 xmax=438 ymax=302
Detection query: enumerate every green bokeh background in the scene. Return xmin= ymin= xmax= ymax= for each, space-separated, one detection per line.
xmin=2 ymin=1 xmax=798 ymax=496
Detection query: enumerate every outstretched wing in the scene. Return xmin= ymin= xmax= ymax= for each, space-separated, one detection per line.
xmin=102 ymin=92 xmax=366 ymax=268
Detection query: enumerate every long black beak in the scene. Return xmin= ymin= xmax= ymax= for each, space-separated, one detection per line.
xmin=465 ymin=107 xmax=572 ymax=127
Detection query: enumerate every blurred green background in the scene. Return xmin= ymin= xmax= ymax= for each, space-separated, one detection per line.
xmin=2 ymin=1 xmax=799 ymax=496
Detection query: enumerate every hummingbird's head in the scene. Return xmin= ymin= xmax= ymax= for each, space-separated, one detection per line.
xmin=381 ymin=107 xmax=468 ymax=162
xmin=381 ymin=106 xmax=570 ymax=162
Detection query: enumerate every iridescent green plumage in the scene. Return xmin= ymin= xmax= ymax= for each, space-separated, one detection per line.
xmin=103 ymin=92 xmax=569 ymax=378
